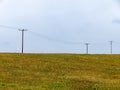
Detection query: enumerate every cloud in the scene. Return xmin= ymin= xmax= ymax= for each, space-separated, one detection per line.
xmin=117 ymin=0 xmax=120 ymax=3
xmin=112 ymin=19 xmax=120 ymax=23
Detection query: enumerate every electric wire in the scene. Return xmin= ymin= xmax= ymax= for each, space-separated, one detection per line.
xmin=0 ymin=25 xmax=19 ymax=30
xmin=29 ymin=30 xmax=83 ymax=44
xmin=1 ymin=25 xmax=120 ymax=46
xmin=0 ymin=25 xmax=83 ymax=44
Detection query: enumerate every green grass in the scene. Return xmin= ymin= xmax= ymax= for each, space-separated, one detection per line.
xmin=1 ymin=53 xmax=120 ymax=90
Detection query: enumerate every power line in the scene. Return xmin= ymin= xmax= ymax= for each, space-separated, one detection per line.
xmin=0 ymin=25 xmax=19 ymax=30
xmin=29 ymin=31 xmax=83 ymax=44
xmin=0 ymin=25 xmax=28 ymax=53
xmin=2 ymin=25 xmax=120 ymax=54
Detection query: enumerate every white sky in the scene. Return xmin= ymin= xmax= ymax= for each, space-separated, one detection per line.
xmin=0 ymin=0 xmax=120 ymax=54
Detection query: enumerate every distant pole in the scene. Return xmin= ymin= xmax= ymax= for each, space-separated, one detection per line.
xmin=19 ymin=29 xmax=27 ymax=53
xmin=110 ymin=41 xmax=113 ymax=54
xmin=85 ymin=43 xmax=90 ymax=54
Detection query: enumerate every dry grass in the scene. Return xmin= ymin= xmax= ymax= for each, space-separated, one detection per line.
xmin=0 ymin=53 xmax=120 ymax=90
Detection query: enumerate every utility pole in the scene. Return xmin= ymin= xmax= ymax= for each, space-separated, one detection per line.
xmin=85 ymin=43 xmax=90 ymax=54
xmin=19 ymin=29 xmax=27 ymax=53
xmin=110 ymin=41 xmax=113 ymax=54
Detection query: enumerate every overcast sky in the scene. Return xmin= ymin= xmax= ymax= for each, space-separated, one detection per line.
xmin=0 ymin=0 xmax=120 ymax=54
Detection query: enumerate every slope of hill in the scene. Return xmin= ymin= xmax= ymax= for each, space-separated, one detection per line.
xmin=0 ymin=53 xmax=120 ymax=90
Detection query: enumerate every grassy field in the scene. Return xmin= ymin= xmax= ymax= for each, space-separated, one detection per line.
xmin=0 ymin=53 xmax=120 ymax=90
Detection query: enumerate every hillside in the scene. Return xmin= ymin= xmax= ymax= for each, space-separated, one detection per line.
xmin=0 ymin=53 xmax=120 ymax=90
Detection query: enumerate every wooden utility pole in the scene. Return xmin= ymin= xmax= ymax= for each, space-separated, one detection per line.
xmin=110 ymin=41 xmax=113 ymax=54
xmin=19 ymin=29 xmax=27 ymax=53
xmin=85 ymin=43 xmax=90 ymax=54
